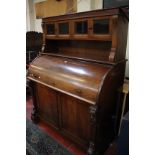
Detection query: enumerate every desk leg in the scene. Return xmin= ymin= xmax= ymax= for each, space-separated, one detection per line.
xmin=29 ymin=81 xmax=39 ymax=124
xmin=31 ymin=105 xmax=39 ymax=124
xmin=87 ymin=105 xmax=97 ymax=155
xmin=87 ymin=142 xmax=95 ymax=155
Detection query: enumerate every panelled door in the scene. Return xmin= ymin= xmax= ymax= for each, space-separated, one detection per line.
xmin=34 ymin=83 xmax=59 ymax=129
xmin=59 ymin=94 xmax=92 ymax=146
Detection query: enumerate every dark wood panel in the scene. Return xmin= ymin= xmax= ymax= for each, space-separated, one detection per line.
xmin=115 ymin=15 xmax=128 ymax=61
xmin=60 ymin=94 xmax=91 ymax=144
xmin=35 ymin=83 xmax=59 ymax=128
xmin=45 ymin=40 xmax=112 ymax=62
xmin=45 ymin=35 xmax=112 ymax=41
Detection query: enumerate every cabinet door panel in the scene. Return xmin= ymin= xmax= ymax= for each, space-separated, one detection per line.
xmin=93 ymin=19 xmax=109 ymax=34
xmin=35 ymin=83 xmax=59 ymax=128
xmin=46 ymin=24 xmax=55 ymax=34
xmin=75 ymin=21 xmax=88 ymax=34
xmin=58 ymin=22 xmax=69 ymax=34
xmin=60 ymin=94 xmax=91 ymax=142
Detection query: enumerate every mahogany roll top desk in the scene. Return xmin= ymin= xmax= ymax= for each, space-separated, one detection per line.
xmin=27 ymin=8 xmax=128 ymax=155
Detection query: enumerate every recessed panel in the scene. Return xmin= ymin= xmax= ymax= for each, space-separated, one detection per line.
xmin=35 ymin=83 xmax=59 ymax=127
xmin=46 ymin=24 xmax=55 ymax=34
xmin=59 ymin=22 xmax=69 ymax=34
xmin=60 ymin=95 xmax=91 ymax=142
xmin=93 ymin=19 xmax=109 ymax=34
xmin=75 ymin=21 xmax=87 ymax=34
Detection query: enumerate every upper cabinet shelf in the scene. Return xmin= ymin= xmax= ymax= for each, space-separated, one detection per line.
xmin=42 ymin=8 xmax=128 ymax=63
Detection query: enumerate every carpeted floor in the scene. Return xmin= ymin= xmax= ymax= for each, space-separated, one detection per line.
xmin=26 ymin=119 xmax=74 ymax=155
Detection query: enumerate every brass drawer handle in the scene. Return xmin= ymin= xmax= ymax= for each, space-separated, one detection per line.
xmin=33 ymin=75 xmax=38 ymax=78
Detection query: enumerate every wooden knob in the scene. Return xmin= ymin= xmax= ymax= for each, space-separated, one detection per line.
xmin=75 ymin=89 xmax=82 ymax=95
xmin=33 ymin=75 xmax=37 ymax=78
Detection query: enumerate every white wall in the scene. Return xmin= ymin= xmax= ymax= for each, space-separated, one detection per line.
xmin=26 ymin=0 xmax=42 ymax=32
xmin=77 ymin=0 xmax=91 ymax=12
xmin=27 ymin=0 xmax=36 ymax=31
xmin=26 ymin=0 xmax=30 ymax=31
xmin=33 ymin=0 xmax=42 ymax=32
xmin=77 ymin=0 xmax=102 ymax=12
xmin=91 ymin=0 xmax=103 ymax=10
xmin=34 ymin=19 xmax=42 ymax=32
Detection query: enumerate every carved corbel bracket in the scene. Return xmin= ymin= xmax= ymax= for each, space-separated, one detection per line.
xmin=31 ymin=106 xmax=39 ymax=124
xmin=28 ymin=81 xmax=39 ymax=124
xmin=87 ymin=141 xmax=95 ymax=155
xmin=89 ymin=105 xmax=98 ymax=125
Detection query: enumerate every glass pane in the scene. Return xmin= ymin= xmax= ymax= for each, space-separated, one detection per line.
xmin=46 ymin=24 xmax=55 ymax=34
xmin=93 ymin=19 xmax=109 ymax=34
xmin=59 ymin=23 xmax=69 ymax=34
xmin=75 ymin=21 xmax=87 ymax=34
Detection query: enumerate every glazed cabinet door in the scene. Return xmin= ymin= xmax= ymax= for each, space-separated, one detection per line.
xmin=93 ymin=18 xmax=109 ymax=34
xmin=46 ymin=23 xmax=56 ymax=35
xmin=45 ymin=23 xmax=57 ymax=40
xmin=59 ymin=94 xmax=92 ymax=147
xmin=34 ymin=83 xmax=59 ymax=129
xmin=89 ymin=17 xmax=112 ymax=40
xmin=73 ymin=19 xmax=88 ymax=39
xmin=58 ymin=22 xmax=69 ymax=34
